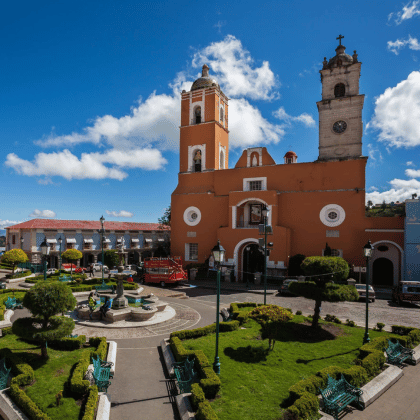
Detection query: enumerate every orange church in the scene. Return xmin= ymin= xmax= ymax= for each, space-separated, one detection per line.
xmin=171 ymin=41 xmax=405 ymax=287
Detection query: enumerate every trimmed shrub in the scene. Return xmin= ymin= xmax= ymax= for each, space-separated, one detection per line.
xmin=315 ymin=366 xmax=343 ymax=384
xmin=376 ymin=323 xmax=385 ymax=332
xmin=70 ymin=352 xmax=91 ymax=396
xmin=70 ymin=285 xmax=93 ymax=292
xmin=249 ymin=305 xmax=293 ymax=324
xmin=9 ymin=384 xmax=50 ymax=420
xmin=284 ymin=392 xmax=319 ymax=420
xmin=324 ymin=314 xmax=335 ymax=322
xmin=2 ymin=326 xmax=13 ymax=335
xmin=360 ymin=351 xmax=386 ymax=377
xmin=195 ymin=400 xmax=219 ymax=420
xmin=342 ymin=366 xmax=369 ymax=388
xmin=82 ymin=385 xmax=98 ymax=420
xmin=49 ymin=335 xmax=86 ymax=350
xmin=219 ymin=320 xmax=240 ymax=332
xmin=391 ymin=325 xmax=414 ymax=336
xmin=199 ymin=366 xmax=221 ymax=399
xmin=171 ymin=325 xmax=216 ymax=341
xmin=296 ymin=310 xmax=302 ymax=315
xmin=190 ymin=383 xmax=206 ymax=411
xmin=89 ymin=337 xmax=107 ymax=361
xmin=408 ymin=329 xmax=420 ymax=346
xmin=345 ymin=319 xmax=356 ymax=327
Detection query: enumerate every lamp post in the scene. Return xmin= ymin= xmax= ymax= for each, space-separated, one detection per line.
xmin=58 ymin=237 xmax=63 ymax=273
xmin=100 ymin=215 xmax=105 ymax=284
xmin=211 ymin=240 xmax=225 ymax=375
xmin=40 ymin=239 xmax=50 ymax=281
xmin=245 ymin=246 xmax=250 ymax=288
xmin=363 ymin=240 xmax=374 ymax=344
xmin=262 ymin=205 xmax=270 ymax=305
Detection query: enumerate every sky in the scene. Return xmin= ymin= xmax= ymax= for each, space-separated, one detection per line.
xmin=2 ymin=0 xmax=420 ymax=232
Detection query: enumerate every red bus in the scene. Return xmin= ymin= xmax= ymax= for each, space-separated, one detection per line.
xmin=140 ymin=257 xmax=187 ymax=287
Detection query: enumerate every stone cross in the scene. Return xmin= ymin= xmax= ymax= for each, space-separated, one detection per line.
xmin=336 ymin=34 xmax=344 ymax=45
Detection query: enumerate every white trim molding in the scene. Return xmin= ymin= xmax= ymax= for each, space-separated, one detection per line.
xmin=246 ymin=148 xmax=263 ymax=167
xmin=365 ymin=229 xmax=404 ymax=232
xmin=243 ymin=177 xmax=267 ymax=192
xmin=188 ymin=144 xmax=206 ymax=172
xmin=183 ymin=206 xmax=202 ymax=226
xmin=320 ymin=204 xmax=346 ymax=227
xmin=219 ymin=143 xmax=226 ymax=169
xmin=233 ymin=238 xmax=259 ymax=280
xmin=189 ymin=91 xmax=205 ymax=125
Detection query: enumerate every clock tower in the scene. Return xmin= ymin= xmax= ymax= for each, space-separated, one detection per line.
xmin=317 ymin=36 xmax=364 ymax=161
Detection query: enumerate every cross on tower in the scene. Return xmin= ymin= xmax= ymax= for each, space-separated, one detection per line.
xmin=336 ymin=34 xmax=344 ymax=45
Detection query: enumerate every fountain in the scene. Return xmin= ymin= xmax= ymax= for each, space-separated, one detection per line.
xmin=112 ymin=242 xmax=129 ymax=309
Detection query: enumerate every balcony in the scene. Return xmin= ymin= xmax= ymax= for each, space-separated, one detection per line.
xmin=236 ymin=221 xmax=259 ymax=229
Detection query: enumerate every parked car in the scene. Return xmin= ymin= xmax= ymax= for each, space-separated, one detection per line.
xmin=355 ymin=284 xmax=376 ymax=302
xmin=90 ymin=263 xmax=109 ymax=273
xmin=392 ymin=281 xmax=420 ymax=305
xmin=124 ymin=265 xmax=138 ymax=272
xmin=279 ymin=279 xmax=298 ymax=295
xmin=46 ymin=268 xmax=57 ymax=275
xmin=62 ymin=264 xmax=87 ymax=273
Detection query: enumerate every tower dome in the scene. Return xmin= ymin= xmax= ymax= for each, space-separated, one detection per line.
xmin=191 ymin=64 xmax=220 ymax=91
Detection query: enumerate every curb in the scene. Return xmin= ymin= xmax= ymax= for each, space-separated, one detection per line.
xmin=96 ymin=393 xmax=111 ymax=420
xmin=194 ymin=283 xmax=278 ymax=295
xmin=0 ymin=310 xmax=13 ymax=330
xmin=0 ymin=389 xmax=29 ymax=420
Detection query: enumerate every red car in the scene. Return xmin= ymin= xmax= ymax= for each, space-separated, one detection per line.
xmin=62 ymin=264 xmax=86 ymax=273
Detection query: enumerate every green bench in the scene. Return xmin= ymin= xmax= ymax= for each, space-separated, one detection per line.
xmin=385 ymin=339 xmax=414 ymax=366
xmin=0 ymin=358 xmax=11 ymax=390
xmin=59 ymin=274 xmax=72 ymax=282
xmin=220 ymin=307 xmax=233 ymax=322
xmin=93 ymin=354 xmax=114 ymax=378
xmin=172 ymin=357 xmax=196 ymax=394
xmin=319 ymin=374 xmax=363 ymax=420
xmin=95 ymin=282 xmax=115 ymax=293
xmin=4 ymin=296 xmax=23 ymax=310
xmin=92 ymin=355 xmax=112 ymax=392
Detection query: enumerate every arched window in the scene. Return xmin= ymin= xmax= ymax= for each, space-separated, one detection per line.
xmin=220 ymin=107 xmax=224 ymax=123
xmin=194 ymin=106 xmax=202 ymax=124
xmin=220 ymin=150 xmax=225 ymax=169
xmin=193 ymin=149 xmax=202 ymax=172
xmin=334 ymin=83 xmax=345 ymax=97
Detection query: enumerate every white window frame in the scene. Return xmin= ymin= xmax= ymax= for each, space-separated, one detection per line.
xmin=188 ymin=144 xmax=206 ymax=172
xmin=322 ymin=248 xmax=343 ymax=257
xmin=185 ymin=243 xmax=198 ymax=261
xmin=243 ymin=177 xmax=267 ymax=192
xmin=320 ymin=204 xmax=346 ymax=227
xmin=183 ymin=206 xmax=202 ymax=226
xmin=219 ymin=144 xmax=226 ymax=169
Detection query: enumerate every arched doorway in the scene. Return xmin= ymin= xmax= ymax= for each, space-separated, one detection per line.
xmin=372 ymin=258 xmax=394 ymax=286
xmin=242 ymin=244 xmax=264 ymax=284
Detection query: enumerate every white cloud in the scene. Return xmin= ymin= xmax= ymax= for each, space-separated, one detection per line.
xmin=29 ymin=209 xmax=56 ymax=218
xmin=192 ymin=35 xmax=278 ymax=100
xmin=366 ymin=178 xmax=420 ymax=204
xmin=406 ymin=168 xmax=420 ymax=177
xmin=387 ymin=36 xmax=420 ymax=54
xmin=5 ymin=148 xmax=167 ymax=181
xmin=367 ymin=144 xmax=383 ymax=163
xmin=0 ymin=220 xmax=25 ymax=229
xmin=407 ymin=161 xmax=415 ymax=166
xmin=367 ymin=186 xmax=379 ymax=191
xmin=367 ymin=71 xmax=420 ymax=148
xmin=389 ymin=1 xmax=420 ymax=25
xmin=273 ymin=107 xmax=316 ymax=127
xmin=228 ymin=99 xmax=285 ymax=148
xmin=105 ymin=210 xmax=134 ymax=218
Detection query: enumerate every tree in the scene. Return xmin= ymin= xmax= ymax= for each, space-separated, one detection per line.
xmin=158 ymin=205 xmax=171 ymax=227
xmin=288 ymin=256 xmax=358 ymax=328
xmin=287 ymin=254 xmax=306 ymax=276
xmin=104 ymin=250 xmax=120 ymax=269
xmin=367 ymin=200 xmax=373 ymax=209
xmin=249 ymin=305 xmax=294 ymax=350
xmin=381 ymin=200 xmax=387 ymax=210
xmin=1 ymin=249 xmax=28 ymax=275
xmin=14 ymin=282 xmax=77 ymax=357
xmin=61 ymin=249 xmax=83 ymax=274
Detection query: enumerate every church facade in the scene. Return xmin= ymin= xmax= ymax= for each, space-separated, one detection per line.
xmin=171 ymin=40 xmax=406 ymax=287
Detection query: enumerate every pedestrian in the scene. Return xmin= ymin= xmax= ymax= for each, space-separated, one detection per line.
xmin=90 ymin=265 xmax=94 ymax=278
xmin=127 ymin=274 xmax=133 ymax=283
xmin=88 ymin=292 xmax=96 ymax=320
xmin=100 ymin=296 xmax=112 ymax=320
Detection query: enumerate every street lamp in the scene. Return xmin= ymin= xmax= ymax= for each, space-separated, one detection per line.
xmin=363 ymin=240 xmax=374 ymax=344
xmin=211 ymin=239 xmax=225 ymax=375
xmin=58 ymin=237 xmax=63 ymax=273
xmin=262 ymin=205 xmax=270 ymax=305
xmin=100 ymin=215 xmax=105 ymax=284
xmin=40 ymin=239 xmax=50 ymax=281
xmin=245 ymin=246 xmax=250 ymax=288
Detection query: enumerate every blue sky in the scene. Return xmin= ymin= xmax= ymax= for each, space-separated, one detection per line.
xmin=2 ymin=0 xmax=420 ymax=231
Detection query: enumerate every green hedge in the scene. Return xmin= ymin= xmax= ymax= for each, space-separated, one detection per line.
xmin=70 ymin=352 xmax=91 ymax=396
xmin=229 ymin=302 xmax=260 ymax=324
xmin=2 ymin=326 xmax=13 ymax=335
xmin=89 ymin=337 xmax=107 ymax=361
xmin=195 ymin=400 xmax=219 ymax=420
xmin=190 ymin=383 xmax=206 ymax=411
xmin=391 ymin=325 xmax=414 ymax=336
xmin=82 ymin=385 xmax=99 ymax=420
xmin=8 ymin=270 xmax=32 ymax=279
xmin=170 ymin=321 xmax=239 ymax=341
xmin=10 ymin=384 xmax=50 ymax=420
xmin=49 ymin=335 xmax=86 ymax=350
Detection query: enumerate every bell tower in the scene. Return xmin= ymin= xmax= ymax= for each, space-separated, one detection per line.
xmin=317 ymin=35 xmax=364 ymax=161
xmin=179 ymin=65 xmax=229 ymax=173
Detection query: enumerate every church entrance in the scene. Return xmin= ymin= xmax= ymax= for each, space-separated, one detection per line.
xmin=242 ymin=244 xmax=264 ymax=284
xmin=372 ymin=258 xmax=394 ymax=287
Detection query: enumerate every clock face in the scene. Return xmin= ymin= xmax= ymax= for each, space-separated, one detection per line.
xmin=333 ymin=120 xmax=347 ymax=134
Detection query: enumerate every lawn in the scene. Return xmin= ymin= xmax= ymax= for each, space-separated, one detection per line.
xmin=182 ymin=315 xmax=392 ymax=420
xmin=0 ymin=334 xmax=89 ymax=420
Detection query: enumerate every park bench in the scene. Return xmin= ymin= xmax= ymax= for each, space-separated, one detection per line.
xmin=4 ymin=296 xmax=23 ymax=310
xmin=59 ymin=274 xmax=72 ymax=282
xmin=92 ymin=355 xmax=112 ymax=391
xmin=0 ymin=282 xmax=6 ymax=290
xmin=220 ymin=308 xmax=233 ymax=322
xmin=95 ymin=281 xmax=115 ymax=293
xmin=319 ymin=374 xmax=363 ymax=420
xmin=0 ymin=358 xmax=11 ymax=390
xmin=385 ymin=339 xmax=414 ymax=366
xmin=172 ymin=357 xmax=196 ymax=394
xmin=93 ymin=354 xmax=114 ymax=377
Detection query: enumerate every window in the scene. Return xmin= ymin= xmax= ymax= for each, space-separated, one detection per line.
xmin=194 ymin=106 xmax=202 ymax=124
xmin=249 ymin=204 xmax=263 ymax=225
xmin=12 ymin=235 xmax=16 ymax=245
xmin=286 ymin=158 xmax=292 ymax=164
xmin=249 ymin=181 xmax=262 ymax=191
xmin=193 ymin=150 xmax=202 ymax=172
xmin=189 ymin=243 xmax=198 ymax=261
xmin=220 ymin=107 xmax=224 ymax=123
xmin=330 ymin=249 xmax=340 ymax=257
xmin=334 ymin=83 xmax=345 ymax=97
xmin=220 ymin=150 xmax=225 ymax=169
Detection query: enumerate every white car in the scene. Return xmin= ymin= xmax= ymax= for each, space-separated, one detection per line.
xmin=46 ymin=268 xmax=57 ymax=275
